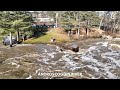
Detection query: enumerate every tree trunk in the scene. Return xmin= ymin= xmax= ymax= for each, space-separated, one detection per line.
xmin=77 ymin=28 xmax=80 ymax=39
xmin=23 ymin=36 xmax=25 ymax=42
xmin=55 ymin=13 xmax=58 ymax=28
xmin=76 ymin=29 xmax=78 ymax=37
xmin=87 ymin=28 xmax=89 ymax=36
xmin=86 ymin=27 xmax=89 ymax=36
xmin=104 ymin=26 xmax=106 ymax=31
xmin=10 ymin=32 xmax=12 ymax=47
xmin=99 ymin=17 xmax=104 ymax=29
xmin=113 ymin=28 xmax=115 ymax=34
xmin=71 ymin=30 xmax=73 ymax=36
xmin=17 ymin=30 xmax=19 ymax=44
xmin=68 ymin=31 xmax=70 ymax=37
xmin=113 ymin=21 xmax=119 ymax=34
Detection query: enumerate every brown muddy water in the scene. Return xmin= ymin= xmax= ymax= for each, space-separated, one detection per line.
xmin=0 ymin=38 xmax=120 ymax=79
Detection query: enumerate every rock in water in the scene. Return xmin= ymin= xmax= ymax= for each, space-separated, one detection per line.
xmin=71 ymin=44 xmax=79 ymax=52
xmin=109 ymin=44 xmax=120 ymax=51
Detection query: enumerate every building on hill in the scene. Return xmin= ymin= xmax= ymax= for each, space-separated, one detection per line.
xmin=29 ymin=11 xmax=55 ymax=27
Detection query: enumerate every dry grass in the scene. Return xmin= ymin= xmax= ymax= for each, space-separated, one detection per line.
xmin=23 ymin=28 xmax=70 ymax=44
xmin=72 ymin=27 xmax=104 ymax=39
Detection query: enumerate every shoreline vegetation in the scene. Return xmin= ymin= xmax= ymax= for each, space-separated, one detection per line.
xmin=23 ymin=28 xmax=71 ymax=44
xmin=23 ymin=27 xmax=120 ymax=45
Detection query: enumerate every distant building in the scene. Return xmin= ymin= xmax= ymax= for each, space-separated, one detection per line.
xmin=29 ymin=11 xmax=55 ymax=26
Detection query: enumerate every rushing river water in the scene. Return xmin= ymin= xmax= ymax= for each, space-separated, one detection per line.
xmin=0 ymin=38 xmax=120 ymax=79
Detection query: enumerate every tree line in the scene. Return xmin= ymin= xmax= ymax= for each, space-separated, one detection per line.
xmin=1 ymin=11 xmax=120 ymax=47
xmin=47 ymin=11 xmax=120 ymax=36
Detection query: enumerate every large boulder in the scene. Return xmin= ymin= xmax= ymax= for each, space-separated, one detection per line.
xmin=3 ymin=36 xmax=17 ymax=45
xmin=109 ymin=44 xmax=120 ymax=51
xmin=71 ymin=44 xmax=79 ymax=52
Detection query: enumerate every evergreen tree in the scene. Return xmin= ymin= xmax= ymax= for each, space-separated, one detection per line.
xmin=0 ymin=11 xmax=33 ymax=46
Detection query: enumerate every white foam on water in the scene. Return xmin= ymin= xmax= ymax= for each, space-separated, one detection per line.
xmin=115 ymin=60 xmax=120 ymax=67
xmin=60 ymin=54 xmax=81 ymax=71
xmin=44 ymin=49 xmax=47 ymax=53
xmin=26 ymin=75 xmax=32 ymax=79
xmin=42 ymin=58 xmax=50 ymax=64
xmin=16 ymin=65 xmax=20 ymax=68
xmin=71 ymin=66 xmax=81 ymax=71
xmin=102 ymin=42 xmax=108 ymax=47
xmin=48 ymin=54 xmax=54 ymax=58
xmin=81 ymin=55 xmax=98 ymax=63
xmin=63 ymin=50 xmax=75 ymax=54
xmin=96 ymin=42 xmax=104 ymax=45
xmin=6 ymin=60 xmax=20 ymax=68
xmin=96 ymin=42 xmax=108 ymax=47
xmin=81 ymin=56 xmax=118 ymax=79
xmin=0 ymin=70 xmax=12 ymax=75
xmin=74 ymin=57 xmax=79 ymax=59
xmin=79 ymin=42 xmax=120 ymax=79
xmin=86 ymin=65 xmax=99 ymax=72
xmin=102 ymin=51 xmax=119 ymax=56
xmin=105 ymin=71 xmax=118 ymax=79
xmin=11 ymin=62 xmax=18 ymax=66
xmin=86 ymin=45 xmax=100 ymax=56
xmin=88 ymin=46 xmax=97 ymax=52
xmin=47 ymin=52 xmax=56 ymax=58
xmin=101 ymin=52 xmax=120 ymax=68
xmin=77 ymin=49 xmax=86 ymax=54
xmin=35 ymin=69 xmax=41 ymax=74
xmin=56 ymin=46 xmax=60 ymax=51
xmin=21 ymin=41 xmax=120 ymax=79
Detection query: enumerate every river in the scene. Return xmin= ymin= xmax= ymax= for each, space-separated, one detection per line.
xmin=0 ymin=38 xmax=120 ymax=79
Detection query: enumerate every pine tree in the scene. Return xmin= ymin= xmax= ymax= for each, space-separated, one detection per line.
xmin=0 ymin=11 xmax=33 ymax=46
xmin=0 ymin=11 xmax=16 ymax=47
xmin=11 ymin=11 xmax=33 ymax=43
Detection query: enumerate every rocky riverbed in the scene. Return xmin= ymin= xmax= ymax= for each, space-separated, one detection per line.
xmin=0 ymin=38 xmax=120 ymax=79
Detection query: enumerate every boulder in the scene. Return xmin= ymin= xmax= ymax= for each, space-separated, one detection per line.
xmin=71 ymin=44 xmax=79 ymax=52
xmin=3 ymin=36 xmax=17 ymax=45
xmin=109 ymin=44 xmax=120 ymax=51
